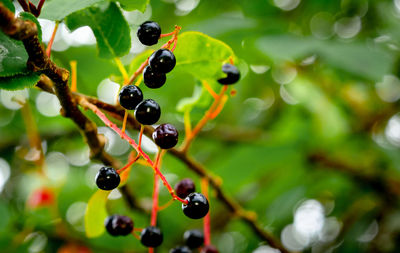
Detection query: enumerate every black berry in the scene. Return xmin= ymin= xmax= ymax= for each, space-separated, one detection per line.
xmin=152 ymin=123 xmax=179 ymax=149
xmin=174 ymin=178 xmax=195 ymax=199
xmin=201 ymin=245 xmax=219 ymax=253
xmin=134 ymin=99 xmax=161 ymax=125
xmin=95 ymin=167 xmax=120 ymax=190
xmin=182 ymin=193 xmax=209 ymax=219
xmin=137 ymin=21 xmax=161 ymax=46
xmin=105 ymin=215 xmax=134 ymax=236
xmin=170 ymin=246 xmax=192 ymax=253
xmin=184 ymin=229 xmax=204 ymax=249
xmin=140 ymin=226 xmax=163 ymax=248
xmin=119 ymin=85 xmax=143 ymax=110
xmin=217 ymin=63 xmax=240 ymax=85
xmin=143 ymin=65 xmax=167 ymax=89
xmin=149 ymin=49 xmax=176 ymax=73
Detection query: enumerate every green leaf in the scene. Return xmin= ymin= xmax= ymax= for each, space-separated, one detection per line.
xmin=84 ymin=190 xmax=110 ymax=238
xmin=116 ymin=0 xmax=149 ymax=12
xmin=19 ymin=12 xmax=42 ymax=42
xmin=0 ymin=0 xmax=15 ymax=13
xmin=65 ymin=2 xmax=131 ymax=59
xmin=176 ymin=81 xmax=212 ymax=112
xmin=40 ymin=0 xmax=105 ymax=21
xmin=174 ymin=31 xmax=235 ymax=80
xmin=0 ymin=72 xmax=40 ymax=90
xmin=0 ymin=31 xmax=30 ymax=77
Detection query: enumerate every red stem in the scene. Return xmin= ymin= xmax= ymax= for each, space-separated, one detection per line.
xmin=127 ymin=59 xmax=149 ymax=85
xmin=116 ymin=153 xmax=139 ymax=174
xmin=150 ymin=152 xmax=161 ymax=226
xmin=159 ymin=31 xmax=175 ymax=38
xmin=83 ymin=101 xmax=188 ymax=204
xmin=202 ymin=178 xmax=211 ymax=245
xmin=171 ymin=39 xmax=178 ymax=52
xmin=138 ymin=124 xmax=144 ymax=148
xmin=46 ymin=22 xmax=59 ymax=57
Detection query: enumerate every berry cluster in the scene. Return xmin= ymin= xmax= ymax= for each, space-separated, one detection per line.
xmin=92 ymin=20 xmax=241 ymax=251
xmin=138 ymin=21 xmax=176 ymax=89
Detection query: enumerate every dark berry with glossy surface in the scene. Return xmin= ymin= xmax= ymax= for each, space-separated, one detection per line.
xmin=140 ymin=226 xmax=163 ymax=248
xmin=95 ymin=167 xmax=120 ymax=190
xmin=182 ymin=193 xmax=209 ymax=219
xmin=137 ymin=21 xmax=161 ymax=46
xmin=184 ymin=229 xmax=204 ymax=249
xmin=143 ymin=65 xmax=166 ymax=89
xmin=149 ymin=49 xmax=176 ymax=73
xmin=105 ymin=215 xmax=134 ymax=236
xmin=134 ymin=99 xmax=161 ymax=125
xmin=152 ymin=123 xmax=179 ymax=149
xmin=174 ymin=178 xmax=195 ymax=199
xmin=170 ymin=246 xmax=192 ymax=253
xmin=119 ymin=85 xmax=143 ymax=110
xmin=217 ymin=63 xmax=240 ymax=85
xmin=201 ymin=245 xmax=219 ymax=253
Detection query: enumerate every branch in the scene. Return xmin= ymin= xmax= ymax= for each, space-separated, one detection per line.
xmin=72 ymin=94 xmax=289 ymax=252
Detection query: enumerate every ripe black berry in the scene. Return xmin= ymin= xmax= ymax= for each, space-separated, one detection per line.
xmin=137 ymin=21 xmax=161 ymax=46
xmin=174 ymin=178 xmax=195 ymax=199
xmin=140 ymin=226 xmax=163 ymax=248
xmin=201 ymin=245 xmax=219 ymax=253
xmin=217 ymin=63 xmax=240 ymax=85
xmin=105 ymin=215 xmax=134 ymax=236
xmin=152 ymin=123 xmax=179 ymax=149
xmin=149 ymin=49 xmax=176 ymax=73
xmin=95 ymin=167 xmax=120 ymax=190
xmin=143 ymin=65 xmax=167 ymax=89
xmin=170 ymin=246 xmax=192 ymax=253
xmin=134 ymin=99 xmax=161 ymax=125
xmin=182 ymin=193 xmax=209 ymax=219
xmin=119 ymin=85 xmax=143 ymax=110
xmin=184 ymin=229 xmax=204 ymax=249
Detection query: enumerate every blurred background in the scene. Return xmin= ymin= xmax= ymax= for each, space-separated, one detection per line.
xmin=1 ymin=0 xmax=400 ymax=252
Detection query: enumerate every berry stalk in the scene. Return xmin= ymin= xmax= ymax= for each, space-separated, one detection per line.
xmin=81 ymin=99 xmax=188 ymax=204
xmin=151 ymin=149 xmax=162 ymax=226
xmin=151 ymin=174 xmax=160 ymax=226
xmin=117 ymin=153 xmax=140 ymax=174
xmin=46 ymin=21 xmax=59 ymax=57
xmin=70 ymin=60 xmax=77 ymax=92
xmin=201 ymin=178 xmax=211 ymax=246
xmin=181 ymin=85 xmax=229 ymax=153
xmin=138 ymin=124 xmax=144 ymax=148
